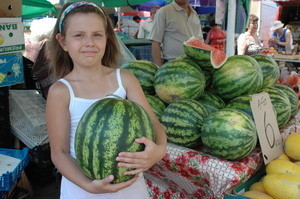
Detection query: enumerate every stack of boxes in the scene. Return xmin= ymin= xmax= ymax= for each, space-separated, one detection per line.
xmin=0 ymin=0 xmax=24 ymax=148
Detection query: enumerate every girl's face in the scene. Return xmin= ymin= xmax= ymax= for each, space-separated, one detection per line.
xmin=59 ymin=12 xmax=107 ymax=68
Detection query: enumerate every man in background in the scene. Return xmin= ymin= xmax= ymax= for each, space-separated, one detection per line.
xmin=150 ymin=0 xmax=203 ymax=66
xmin=133 ymin=15 xmax=142 ymax=38
xmin=138 ymin=6 xmax=160 ymax=40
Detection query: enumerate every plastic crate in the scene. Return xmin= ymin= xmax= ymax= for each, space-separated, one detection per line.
xmin=10 ymin=125 xmax=49 ymax=149
xmin=0 ymin=148 xmax=29 ymax=191
xmin=9 ymin=90 xmax=47 ymax=136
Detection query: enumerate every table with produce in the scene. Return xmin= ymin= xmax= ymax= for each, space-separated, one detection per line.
xmin=119 ymin=37 xmax=300 ymax=199
xmin=261 ymin=45 xmax=300 ymax=63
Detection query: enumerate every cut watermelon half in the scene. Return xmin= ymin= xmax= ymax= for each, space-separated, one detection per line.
xmin=184 ymin=37 xmax=228 ymax=69
xmin=211 ymin=49 xmax=228 ymax=68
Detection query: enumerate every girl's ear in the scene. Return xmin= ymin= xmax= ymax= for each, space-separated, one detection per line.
xmin=56 ymin=33 xmax=68 ymax=52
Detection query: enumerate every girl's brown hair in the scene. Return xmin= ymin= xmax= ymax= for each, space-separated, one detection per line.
xmin=48 ymin=2 xmax=120 ymax=81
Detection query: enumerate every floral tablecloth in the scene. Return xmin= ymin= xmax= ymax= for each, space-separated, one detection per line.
xmin=145 ymin=110 xmax=300 ymax=199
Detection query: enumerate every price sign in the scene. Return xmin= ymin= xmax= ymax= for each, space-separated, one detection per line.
xmin=250 ymin=92 xmax=283 ymax=165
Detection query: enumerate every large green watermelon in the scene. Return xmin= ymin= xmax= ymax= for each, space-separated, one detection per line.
xmin=197 ymin=91 xmax=225 ymax=114
xmin=145 ymin=95 xmax=166 ymax=120
xmin=154 ymin=59 xmax=206 ymax=104
xmin=261 ymin=87 xmax=291 ymax=128
xmin=160 ymin=99 xmax=209 ymax=148
xmin=201 ymin=108 xmax=257 ymax=160
xmin=226 ymin=95 xmax=253 ymax=120
xmin=120 ymin=60 xmax=158 ymax=95
xmin=212 ymin=55 xmax=263 ymax=101
xmin=75 ymin=97 xmax=155 ymax=184
xmin=252 ymin=55 xmax=280 ymax=89
xmin=274 ymin=84 xmax=298 ymax=116
xmin=183 ymin=37 xmax=228 ymax=70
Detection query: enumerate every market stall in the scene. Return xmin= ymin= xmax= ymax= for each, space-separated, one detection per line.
xmin=144 ymin=111 xmax=300 ymax=198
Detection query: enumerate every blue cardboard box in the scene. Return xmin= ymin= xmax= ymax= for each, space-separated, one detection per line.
xmin=0 ymin=53 xmax=24 ymax=87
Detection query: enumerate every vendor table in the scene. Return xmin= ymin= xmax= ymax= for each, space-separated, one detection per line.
xmin=273 ymin=58 xmax=300 ymax=63
xmin=116 ymin=31 xmax=153 ymax=61
xmin=144 ymin=110 xmax=300 ymax=199
xmin=274 ymin=58 xmax=300 ymax=72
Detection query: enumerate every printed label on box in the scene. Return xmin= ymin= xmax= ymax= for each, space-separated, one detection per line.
xmin=0 ymin=18 xmax=25 ymax=54
xmin=0 ymin=53 xmax=24 ymax=87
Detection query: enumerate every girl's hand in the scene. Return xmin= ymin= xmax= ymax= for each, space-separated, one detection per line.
xmin=116 ymin=137 xmax=165 ymax=175
xmin=88 ymin=175 xmax=139 ymax=194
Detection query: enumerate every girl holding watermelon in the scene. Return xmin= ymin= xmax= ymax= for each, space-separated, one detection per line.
xmin=46 ymin=2 xmax=167 ymax=199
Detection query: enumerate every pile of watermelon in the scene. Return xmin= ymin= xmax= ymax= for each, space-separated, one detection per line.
xmin=119 ymin=37 xmax=298 ymax=160
xmin=75 ymin=35 xmax=298 ymax=183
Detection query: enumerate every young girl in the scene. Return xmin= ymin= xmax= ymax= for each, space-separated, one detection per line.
xmin=46 ymin=2 xmax=167 ymax=199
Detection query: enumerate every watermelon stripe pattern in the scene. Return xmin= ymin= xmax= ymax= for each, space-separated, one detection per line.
xmin=120 ymin=60 xmax=158 ymax=95
xmin=198 ymin=91 xmax=225 ymax=114
xmin=274 ymin=84 xmax=298 ymax=116
xmin=145 ymin=95 xmax=166 ymax=120
xmin=154 ymin=60 xmax=206 ymax=104
xmin=75 ymin=98 xmax=154 ymax=183
xmin=226 ymin=95 xmax=253 ymax=119
xmin=201 ymin=108 xmax=257 ymax=160
xmin=161 ymin=99 xmax=209 ymax=148
xmin=183 ymin=45 xmax=213 ymax=70
xmin=261 ymin=87 xmax=291 ymax=128
xmin=212 ymin=55 xmax=263 ymax=101
xmin=252 ymin=55 xmax=280 ymax=89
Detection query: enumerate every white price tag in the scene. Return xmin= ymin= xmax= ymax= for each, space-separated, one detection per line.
xmin=250 ymin=92 xmax=283 ymax=165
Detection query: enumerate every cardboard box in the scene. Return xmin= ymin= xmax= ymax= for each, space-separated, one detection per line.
xmin=0 ymin=18 xmax=25 ymax=54
xmin=0 ymin=53 xmax=24 ymax=87
xmin=0 ymin=0 xmax=21 ymax=17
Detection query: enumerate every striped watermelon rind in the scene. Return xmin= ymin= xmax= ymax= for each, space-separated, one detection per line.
xmin=75 ymin=97 xmax=154 ymax=183
xmin=212 ymin=55 xmax=263 ymax=101
xmin=120 ymin=60 xmax=158 ymax=95
xmin=261 ymin=87 xmax=291 ymax=128
xmin=274 ymin=84 xmax=298 ymax=116
xmin=226 ymin=95 xmax=253 ymax=120
xmin=252 ymin=55 xmax=280 ymax=89
xmin=145 ymin=95 xmax=166 ymax=120
xmin=154 ymin=60 xmax=206 ymax=104
xmin=197 ymin=91 xmax=225 ymax=114
xmin=161 ymin=99 xmax=209 ymax=148
xmin=201 ymin=108 xmax=258 ymax=160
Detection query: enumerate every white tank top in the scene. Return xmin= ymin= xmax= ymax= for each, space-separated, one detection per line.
xmin=58 ymin=69 xmax=149 ymax=199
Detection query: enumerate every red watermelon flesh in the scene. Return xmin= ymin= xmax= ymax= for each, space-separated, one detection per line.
xmin=186 ymin=37 xmax=215 ymax=51
xmin=211 ymin=50 xmax=228 ymax=68
xmin=185 ymin=37 xmax=228 ymax=69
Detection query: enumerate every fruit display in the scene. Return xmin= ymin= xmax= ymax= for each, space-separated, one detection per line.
xmin=119 ymin=37 xmax=300 ymax=198
xmin=75 ymin=97 xmax=155 ymax=184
